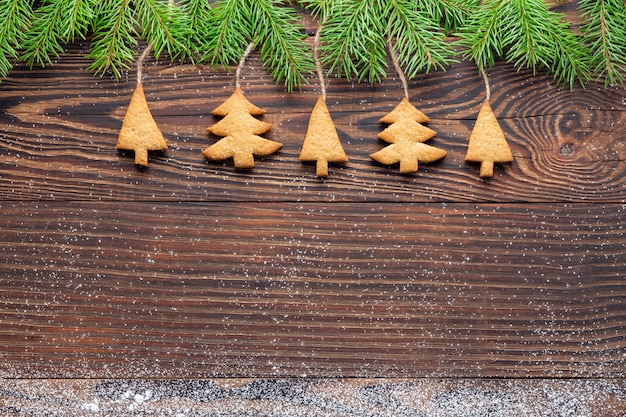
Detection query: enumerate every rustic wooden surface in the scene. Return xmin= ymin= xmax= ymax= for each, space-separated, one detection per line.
xmin=0 ymin=2 xmax=624 ymax=413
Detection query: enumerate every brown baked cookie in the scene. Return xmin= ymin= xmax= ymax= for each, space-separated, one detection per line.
xmin=203 ymin=88 xmax=281 ymax=168
xmin=116 ymin=84 xmax=167 ymax=167
xmin=299 ymin=96 xmax=348 ymax=177
xmin=465 ymin=100 xmax=513 ymax=177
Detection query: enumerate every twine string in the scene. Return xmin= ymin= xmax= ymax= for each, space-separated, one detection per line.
xmin=389 ymin=38 xmax=409 ymax=100
xmin=314 ymin=25 xmax=326 ymax=100
xmin=236 ymin=41 xmax=256 ymax=90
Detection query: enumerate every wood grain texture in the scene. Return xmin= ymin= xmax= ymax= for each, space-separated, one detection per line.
xmin=1 ymin=378 xmax=624 ymax=417
xmin=1 ymin=201 xmax=623 ymax=378
xmin=0 ymin=1 xmax=624 ymax=390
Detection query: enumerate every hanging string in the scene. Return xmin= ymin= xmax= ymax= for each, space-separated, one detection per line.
xmin=481 ymin=68 xmax=491 ymax=102
xmin=314 ymin=25 xmax=326 ymax=101
xmin=235 ymin=41 xmax=256 ymax=90
xmin=136 ymin=43 xmax=152 ymax=85
xmin=136 ymin=0 xmax=175 ymax=86
xmin=389 ymin=38 xmax=409 ymax=100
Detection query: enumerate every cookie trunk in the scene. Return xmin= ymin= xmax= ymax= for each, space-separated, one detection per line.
xmin=399 ymin=158 xmax=418 ymax=174
xmin=480 ymin=160 xmax=494 ymax=177
xmin=316 ymin=158 xmax=329 ymax=177
xmin=134 ymin=148 xmax=149 ymax=167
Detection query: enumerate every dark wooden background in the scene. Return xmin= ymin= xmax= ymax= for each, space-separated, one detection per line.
xmin=0 ymin=2 xmax=624 ymax=414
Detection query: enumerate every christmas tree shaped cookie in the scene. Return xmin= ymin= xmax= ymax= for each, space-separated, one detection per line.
xmin=117 ymin=83 xmax=168 ymax=167
xmin=299 ymin=96 xmax=348 ymax=177
xmin=465 ymin=100 xmax=513 ymax=177
xmin=299 ymin=25 xmax=348 ymax=177
xmin=203 ymin=88 xmax=282 ymax=169
xmin=371 ymin=99 xmax=446 ymax=173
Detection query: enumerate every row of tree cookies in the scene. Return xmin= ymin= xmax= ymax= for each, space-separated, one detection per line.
xmin=117 ymin=86 xmax=513 ymax=178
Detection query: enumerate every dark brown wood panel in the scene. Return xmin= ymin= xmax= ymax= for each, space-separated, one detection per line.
xmin=0 ymin=2 xmax=624 ymax=407
xmin=1 ymin=44 xmax=625 ymax=203
xmin=1 ymin=201 xmax=623 ymax=378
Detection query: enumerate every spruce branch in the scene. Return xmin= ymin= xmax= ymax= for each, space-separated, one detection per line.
xmin=415 ymin=0 xmax=479 ymax=34
xmin=313 ymin=0 xmax=455 ymax=84
xmin=199 ymin=0 xmax=251 ymax=68
xmin=318 ymin=0 xmax=388 ymax=84
xmin=20 ymin=0 xmax=96 ymax=69
xmin=579 ymin=0 xmax=626 ymax=87
xmin=295 ymin=0 xmax=339 ymax=23
xmin=0 ymin=0 xmax=34 ymax=78
xmin=134 ymin=0 xmax=189 ymax=62
xmin=456 ymin=0 xmax=590 ymax=89
xmin=179 ymin=0 xmax=215 ymax=62
xmin=199 ymin=0 xmax=314 ymax=91
xmin=386 ymin=0 xmax=456 ymax=78
xmin=253 ymin=0 xmax=315 ymax=91
xmin=86 ymin=0 xmax=138 ymax=80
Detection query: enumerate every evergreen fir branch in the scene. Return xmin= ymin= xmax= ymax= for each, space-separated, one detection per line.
xmin=455 ymin=1 xmax=509 ymax=73
xmin=0 ymin=0 xmax=34 ymax=78
xmin=579 ymin=0 xmax=626 ymax=87
xmin=253 ymin=0 xmax=316 ymax=91
xmin=504 ymin=0 xmax=589 ymax=88
xmin=316 ymin=0 xmax=456 ymax=84
xmin=199 ymin=0 xmax=252 ymax=69
xmin=318 ymin=0 xmax=389 ymax=84
xmin=456 ymin=0 xmax=590 ymax=89
xmin=199 ymin=0 xmax=313 ymax=91
xmin=86 ymin=0 xmax=138 ymax=80
xmin=415 ymin=0 xmax=479 ymax=34
xmin=20 ymin=0 xmax=96 ymax=68
xmin=295 ymin=0 xmax=339 ymax=22
xmin=134 ymin=0 xmax=189 ymax=62
xmin=386 ymin=0 xmax=456 ymax=78
xmin=179 ymin=0 xmax=215 ymax=62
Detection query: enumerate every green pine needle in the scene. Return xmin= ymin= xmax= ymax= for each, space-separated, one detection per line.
xmin=134 ymin=0 xmax=189 ymax=62
xmin=253 ymin=0 xmax=316 ymax=91
xmin=319 ymin=0 xmax=388 ymax=84
xmin=86 ymin=0 xmax=137 ymax=80
xmin=198 ymin=0 xmax=314 ymax=92
xmin=20 ymin=0 xmax=96 ymax=69
xmin=456 ymin=0 xmax=590 ymax=89
xmin=386 ymin=0 xmax=457 ymax=78
xmin=199 ymin=0 xmax=253 ymax=69
xmin=579 ymin=0 xmax=626 ymax=87
xmin=415 ymin=0 xmax=479 ymax=34
xmin=317 ymin=0 xmax=455 ymax=84
xmin=0 ymin=0 xmax=34 ymax=78
xmin=179 ymin=0 xmax=215 ymax=62
xmin=0 ymin=0 xmax=623 ymax=89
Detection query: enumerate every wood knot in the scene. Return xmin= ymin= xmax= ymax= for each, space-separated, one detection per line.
xmin=559 ymin=143 xmax=574 ymax=156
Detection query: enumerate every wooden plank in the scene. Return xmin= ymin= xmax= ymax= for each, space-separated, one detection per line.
xmin=1 ymin=378 xmax=624 ymax=416
xmin=1 ymin=201 xmax=623 ymax=378
xmin=1 ymin=45 xmax=625 ymax=203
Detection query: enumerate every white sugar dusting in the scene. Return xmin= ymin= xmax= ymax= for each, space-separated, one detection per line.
xmin=0 ymin=378 xmax=623 ymax=416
